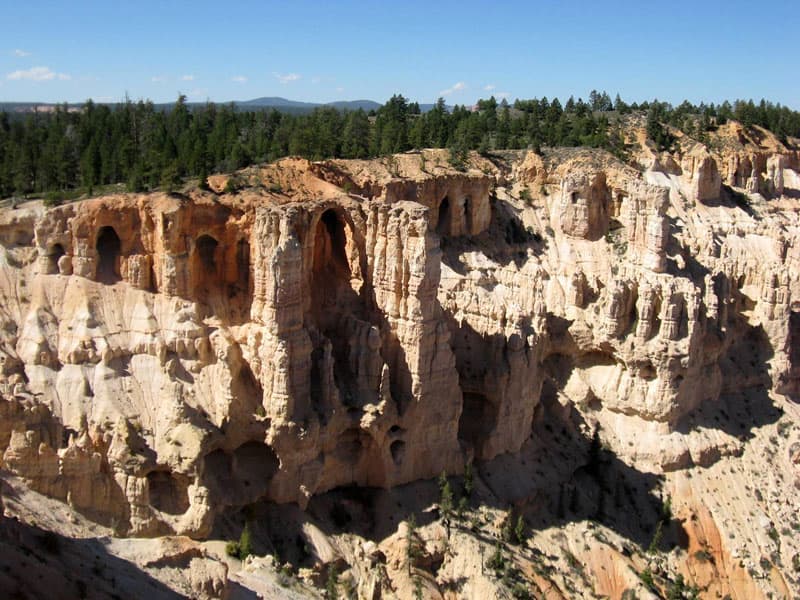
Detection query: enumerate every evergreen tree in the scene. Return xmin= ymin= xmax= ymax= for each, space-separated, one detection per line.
xmin=438 ymin=471 xmax=453 ymax=521
xmin=463 ymin=462 xmax=474 ymax=499
xmin=405 ymin=514 xmax=422 ymax=573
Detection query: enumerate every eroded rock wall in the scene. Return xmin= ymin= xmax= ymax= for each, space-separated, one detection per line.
xmin=0 ymin=143 xmax=799 ymax=549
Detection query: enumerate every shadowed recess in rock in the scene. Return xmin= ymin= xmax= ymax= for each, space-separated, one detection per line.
xmin=441 ymin=197 xmax=546 ymax=274
xmin=46 ymin=243 xmax=64 ymax=274
xmin=201 ymin=442 xmax=280 ymax=505
xmin=308 ymin=208 xmax=375 ymax=412
xmin=192 ymin=234 xmax=220 ymax=300
xmin=778 ymin=309 xmax=800 ymax=402
xmin=147 ymin=471 xmax=190 ymax=515
xmin=436 ymin=196 xmax=451 ymax=236
xmin=96 ymin=225 xmax=121 ymax=283
xmin=676 ymin=321 xmax=782 ymax=438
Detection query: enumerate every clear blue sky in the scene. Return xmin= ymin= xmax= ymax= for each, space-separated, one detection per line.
xmin=1 ymin=0 xmax=798 ymax=108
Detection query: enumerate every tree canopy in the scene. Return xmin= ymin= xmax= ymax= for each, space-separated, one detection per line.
xmin=1 ymin=91 xmax=798 ymax=200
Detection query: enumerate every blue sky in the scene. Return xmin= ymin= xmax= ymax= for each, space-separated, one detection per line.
xmin=1 ymin=0 xmax=798 ymax=108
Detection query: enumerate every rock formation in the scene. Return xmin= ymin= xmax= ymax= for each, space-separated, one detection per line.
xmin=1 ymin=130 xmax=800 ymax=597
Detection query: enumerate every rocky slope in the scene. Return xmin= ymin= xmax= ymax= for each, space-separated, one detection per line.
xmin=1 ymin=120 xmax=799 ymax=599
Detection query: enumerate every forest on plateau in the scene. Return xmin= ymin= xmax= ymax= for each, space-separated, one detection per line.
xmin=1 ymin=91 xmax=799 ymax=202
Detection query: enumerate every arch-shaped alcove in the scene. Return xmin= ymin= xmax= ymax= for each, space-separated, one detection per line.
xmin=307 ymin=207 xmax=372 ymax=415
xmin=197 ymin=235 xmax=218 ymax=271
xmin=436 ymin=196 xmax=452 ymax=236
xmin=390 ymin=440 xmax=406 ymax=465
xmin=309 ymin=208 xmax=364 ymax=330
xmin=458 ymin=392 xmax=499 ymax=456
xmin=147 ymin=470 xmax=190 ymax=515
xmin=233 ymin=441 xmax=280 ymax=489
xmin=46 ymin=243 xmax=65 ymax=274
xmin=313 ymin=209 xmax=351 ymax=278
xmin=201 ymin=443 xmax=279 ymax=505
xmin=463 ymin=196 xmax=473 ymax=235
xmin=236 ymin=238 xmax=250 ymax=289
xmin=96 ymin=226 xmax=121 ymax=283
xmin=192 ymin=234 xmax=222 ymax=300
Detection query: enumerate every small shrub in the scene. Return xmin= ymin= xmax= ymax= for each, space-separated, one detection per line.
xmin=239 ymin=522 xmax=254 ymax=558
xmin=767 ymin=526 xmax=779 ymax=543
xmin=499 ymin=513 xmax=513 ymax=543
xmin=511 ymin=582 xmax=532 ymax=599
xmin=457 ymin=496 xmax=469 ymax=520
xmin=226 ymin=521 xmax=254 ymax=560
xmin=412 ymin=575 xmax=424 ymax=600
xmin=647 ymin=521 xmax=664 ymax=554
xmin=487 ymin=543 xmax=506 ymax=574
xmin=226 ymin=540 xmax=241 ymax=558
xmin=448 ymin=147 xmax=467 ymax=172
xmin=564 ymin=550 xmax=581 ymax=572
xmin=463 ymin=462 xmax=474 ymax=498
xmin=438 ymin=472 xmax=453 ymax=520
xmin=224 ymin=176 xmax=240 ymax=194
xmin=43 ymin=190 xmax=64 ymax=208
xmin=514 ymin=515 xmax=526 ymax=545
xmin=639 ymin=567 xmax=655 ymax=591
xmin=325 ymin=565 xmax=339 ymax=600
xmin=666 ymin=574 xmax=699 ymax=599
xmin=405 ymin=514 xmax=423 ymax=571
xmin=693 ymin=549 xmax=713 ymax=563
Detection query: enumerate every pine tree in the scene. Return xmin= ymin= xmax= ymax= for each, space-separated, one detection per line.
xmin=405 ymin=514 xmax=422 ymax=572
xmin=325 ymin=564 xmax=339 ymax=600
xmin=438 ymin=471 xmax=453 ymax=520
xmin=463 ymin=462 xmax=474 ymax=499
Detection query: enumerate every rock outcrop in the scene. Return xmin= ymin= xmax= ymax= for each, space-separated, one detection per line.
xmin=1 ymin=138 xmax=800 ymax=597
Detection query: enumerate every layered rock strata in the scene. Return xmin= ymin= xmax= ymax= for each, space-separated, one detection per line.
xmin=0 ymin=136 xmax=798 ymax=557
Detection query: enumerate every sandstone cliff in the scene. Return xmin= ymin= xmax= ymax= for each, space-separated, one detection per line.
xmin=1 ymin=134 xmax=799 ymax=598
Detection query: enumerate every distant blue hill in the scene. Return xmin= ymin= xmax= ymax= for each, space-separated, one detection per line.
xmin=0 ymin=97 xmax=450 ymax=115
xmin=238 ymin=97 xmax=382 ymax=112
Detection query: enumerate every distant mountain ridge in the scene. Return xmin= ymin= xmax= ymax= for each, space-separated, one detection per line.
xmin=238 ymin=97 xmax=382 ymax=112
xmin=0 ymin=97 xmax=446 ymax=114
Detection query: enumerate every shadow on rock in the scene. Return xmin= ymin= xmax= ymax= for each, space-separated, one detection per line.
xmin=441 ymin=196 xmax=547 ymax=275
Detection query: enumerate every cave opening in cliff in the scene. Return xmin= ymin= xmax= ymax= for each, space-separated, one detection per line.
xmin=96 ymin=226 xmax=121 ymax=283
xmin=47 ymin=243 xmax=65 ymax=274
xmin=437 ymin=196 xmax=451 ymax=236
xmin=196 ymin=235 xmax=218 ymax=270
xmin=390 ymin=440 xmax=406 ymax=465
xmin=458 ymin=392 xmax=498 ymax=453
xmin=310 ymin=208 xmax=361 ymax=326
xmin=464 ymin=196 xmax=473 ymax=235
xmin=202 ymin=449 xmax=233 ymax=502
xmin=335 ymin=428 xmax=366 ymax=463
xmin=192 ymin=234 xmax=221 ymax=300
xmin=237 ymin=238 xmax=250 ymax=289
xmin=233 ymin=441 xmax=280 ymax=489
xmin=786 ymin=310 xmax=800 ymax=401
xmin=201 ymin=443 xmax=279 ymax=504
xmin=308 ymin=209 xmax=368 ymax=403
xmin=147 ymin=470 xmax=190 ymax=515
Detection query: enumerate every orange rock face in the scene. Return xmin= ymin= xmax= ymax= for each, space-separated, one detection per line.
xmin=0 ymin=143 xmax=799 ymax=597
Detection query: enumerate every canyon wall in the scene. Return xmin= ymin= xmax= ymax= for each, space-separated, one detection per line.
xmin=0 ymin=135 xmax=798 ymax=560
